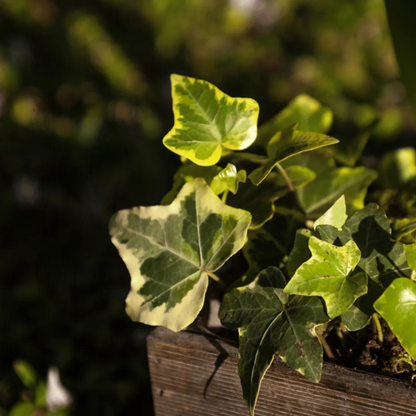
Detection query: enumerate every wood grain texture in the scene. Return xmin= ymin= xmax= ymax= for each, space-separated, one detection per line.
xmin=147 ymin=327 xmax=416 ymax=416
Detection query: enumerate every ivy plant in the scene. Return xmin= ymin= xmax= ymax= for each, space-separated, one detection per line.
xmin=110 ymin=74 xmax=416 ymax=415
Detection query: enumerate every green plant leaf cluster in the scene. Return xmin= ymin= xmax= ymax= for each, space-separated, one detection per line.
xmin=109 ymin=74 xmax=416 ymax=416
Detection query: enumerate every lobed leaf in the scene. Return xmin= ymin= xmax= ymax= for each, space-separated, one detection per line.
xmin=334 ymin=203 xmax=411 ymax=330
xmin=219 ymin=267 xmax=329 ymax=416
xmin=110 ymin=178 xmax=251 ymax=331
xmin=286 ymin=229 xmax=312 ymax=277
xmin=374 ymin=278 xmax=416 ymax=360
xmin=284 ymin=237 xmax=366 ymax=318
xmin=163 ymin=74 xmax=259 ymax=166
xmin=249 ymin=125 xmax=338 ymax=186
xmin=162 ymin=163 xmax=246 ymax=204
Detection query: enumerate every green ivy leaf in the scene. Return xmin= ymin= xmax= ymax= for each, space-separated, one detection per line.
xmin=162 ymin=163 xmax=246 ymax=205
xmin=219 ymin=267 xmax=329 ymax=416
xmin=297 ymin=166 xmax=378 ymax=217
xmin=163 ymin=74 xmax=259 ymax=166
xmin=374 ymin=278 xmax=416 ymax=360
xmin=284 ymin=237 xmax=366 ymax=318
xmin=249 ymin=125 xmax=338 ymax=185
xmin=255 ymin=94 xmax=333 ymax=146
xmin=337 ymin=204 xmax=412 ymax=330
xmin=110 ymin=178 xmax=251 ymax=331
xmin=228 ymin=166 xmax=315 ymax=229
xmin=314 ymin=195 xmax=347 ymax=230
xmin=286 ymin=229 xmax=312 ymax=277
xmin=239 ymin=229 xmax=287 ymax=286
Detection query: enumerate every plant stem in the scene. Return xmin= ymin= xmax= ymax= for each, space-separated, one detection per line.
xmin=372 ymin=313 xmax=383 ymax=344
xmin=317 ymin=333 xmax=335 ymax=360
xmin=221 ymin=190 xmax=229 ymax=203
xmin=276 ymin=163 xmax=294 ymax=192
xmin=207 ymin=272 xmax=226 ymax=289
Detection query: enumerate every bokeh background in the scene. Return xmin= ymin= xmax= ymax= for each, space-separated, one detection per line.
xmin=1 ymin=0 xmax=415 ymax=415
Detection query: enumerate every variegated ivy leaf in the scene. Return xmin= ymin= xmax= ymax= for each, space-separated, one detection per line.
xmin=163 ymin=74 xmax=259 ymax=166
xmin=314 ymin=195 xmax=347 ymax=231
xmin=255 ymin=94 xmax=333 ymax=147
xmin=109 ymin=178 xmax=251 ymax=332
xmin=210 ymin=163 xmax=247 ymax=195
xmin=162 ymin=163 xmax=246 ymax=205
xmin=249 ymin=124 xmax=338 ymax=186
xmin=228 ymin=165 xmax=315 ymax=229
xmin=284 ymin=237 xmax=366 ymax=318
xmin=219 ymin=267 xmax=329 ymax=416
xmin=374 ymin=278 xmax=416 ymax=360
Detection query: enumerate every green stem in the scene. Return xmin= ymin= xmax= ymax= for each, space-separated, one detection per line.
xmin=207 ymin=272 xmax=226 ymax=289
xmin=317 ymin=332 xmax=335 ymax=360
xmin=372 ymin=313 xmax=383 ymax=344
xmin=221 ymin=190 xmax=229 ymax=203
xmin=275 ymin=163 xmax=294 ymax=192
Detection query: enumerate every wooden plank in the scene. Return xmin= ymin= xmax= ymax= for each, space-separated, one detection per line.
xmin=147 ymin=327 xmax=416 ymax=416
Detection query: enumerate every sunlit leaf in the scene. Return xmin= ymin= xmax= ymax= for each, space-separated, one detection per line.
xmin=219 ymin=267 xmax=329 ymax=416
xmin=255 ymin=94 xmax=333 ymax=146
xmin=228 ymin=166 xmax=315 ymax=229
xmin=249 ymin=125 xmax=338 ymax=185
xmin=284 ymin=237 xmax=366 ymax=318
xmin=374 ymin=278 xmax=416 ymax=360
xmin=314 ymin=195 xmax=347 ymax=230
xmin=162 ymin=163 xmax=246 ymax=204
xmin=110 ymin=178 xmax=251 ymax=331
xmin=211 ymin=163 xmax=246 ymax=194
xmin=163 ymin=74 xmax=259 ymax=166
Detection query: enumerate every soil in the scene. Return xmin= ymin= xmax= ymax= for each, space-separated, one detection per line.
xmin=325 ymin=319 xmax=416 ymax=382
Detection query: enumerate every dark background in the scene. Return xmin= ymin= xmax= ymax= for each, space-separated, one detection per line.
xmin=1 ymin=1 xmax=414 ymax=415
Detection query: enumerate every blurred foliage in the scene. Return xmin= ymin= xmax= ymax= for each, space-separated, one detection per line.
xmin=0 ymin=0 xmax=415 ymax=415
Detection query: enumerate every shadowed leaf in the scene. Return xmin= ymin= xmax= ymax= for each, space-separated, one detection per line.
xmin=219 ymin=267 xmax=329 ymax=416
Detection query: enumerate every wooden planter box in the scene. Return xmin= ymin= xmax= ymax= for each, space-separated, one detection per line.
xmin=147 ymin=327 xmax=416 ymax=416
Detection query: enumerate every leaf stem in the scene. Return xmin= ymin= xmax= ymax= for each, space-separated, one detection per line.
xmin=221 ymin=190 xmax=229 ymax=203
xmin=275 ymin=163 xmax=294 ymax=192
xmin=372 ymin=313 xmax=383 ymax=344
xmin=207 ymin=272 xmax=226 ymax=289
xmin=317 ymin=332 xmax=335 ymax=360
